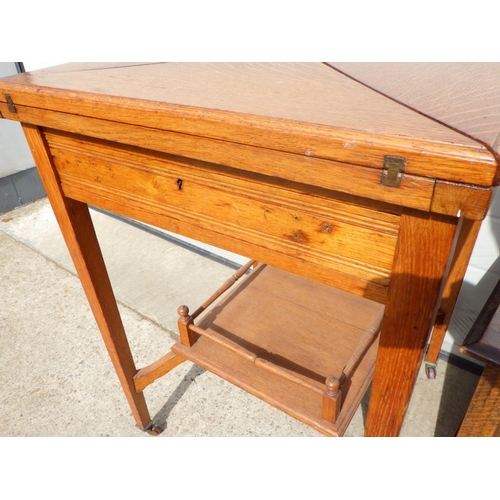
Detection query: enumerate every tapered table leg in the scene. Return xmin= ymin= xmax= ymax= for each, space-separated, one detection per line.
xmin=364 ymin=210 xmax=461 ymax=436
xmin=424 ymin=219 xmax=482 ymax=377
xmin=22 ymin=124 xmax=152 ymax=430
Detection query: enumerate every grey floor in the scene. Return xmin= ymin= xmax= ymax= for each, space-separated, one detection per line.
xmin=0 ymin=198 xmax=482 ymax=437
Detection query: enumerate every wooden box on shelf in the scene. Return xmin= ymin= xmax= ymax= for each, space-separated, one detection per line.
xmin=173 ymin=262 xmax=383 ymax=437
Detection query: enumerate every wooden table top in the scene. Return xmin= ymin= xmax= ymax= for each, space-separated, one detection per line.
xmin=1 ymin=62 xmax=499 ymax=186
xmin=329 ymin=62 xmax=500 ymax=157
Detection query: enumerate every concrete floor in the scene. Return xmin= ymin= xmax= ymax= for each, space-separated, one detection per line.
xmin=0 ymin=198 xmax=482 ymax=437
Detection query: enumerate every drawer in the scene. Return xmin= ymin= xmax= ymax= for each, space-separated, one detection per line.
xmin=45 ymin=129 xmax=400 ymax=303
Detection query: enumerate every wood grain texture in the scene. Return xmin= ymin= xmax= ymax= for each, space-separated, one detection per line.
xmin=61 ymin=181 xmax=390 ymax=303
xmin=28 ymin=62 xmax=162 ymax=73
xmin=322 ymin=377 xmax=341 ymax=423
xmin=431 ymin=181 xmax=492 ymax=220
xmin=173 ymin=264 xmax=383 ymax=436
xmin=44 ymin=128 xmax=399 ymax=300
xmin=195 ymin=265 xmax=382 ymax=383
xmin=0 ymin=104 xmax=439 ymax=211
xmin=190 ymin=259 xmax=257 ymax=320
xmin=3 ymin=64 xmax=496 ymax=437
xmin=457 ymin=365 xmax=500 ymax=437
xmin=21 ymin=123 xmax=152 ymax=429
xmin=0 ymin=63 xmax=476 ymax=141
xmin=190 ymin=324 xmax=259 ymax=363
xmin=173 ymin=335 xmax=366 ymax=437
xmin=133 ymin=351 xmax=187 ymax=392
xmin=458 ymin=274 xmax=500 ymax=436
xmin=329 ymin=63 xmax=500 ymax=160
xmin=177 ymin=306 xmax=197 ymax=347
xmin=55 ymin=157 xmax=397 ymax=281
xmin=0 ymin=63 xmax=497 ymax=187
xmin=426 ymin=219 xmax=482 ymax=367
xmin=41 ymin=128 xmax=405 ymax=223
xmin=364 ymin=210 xmax=460 ymax=436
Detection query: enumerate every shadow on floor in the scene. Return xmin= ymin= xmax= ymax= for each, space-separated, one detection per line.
xmin=152 ymin=364 xmax=206 ymax=432
xmin=357 ymin=357 xmax=481 ymax=437
xmin=434 ymin=358 xmax=481 ymax=436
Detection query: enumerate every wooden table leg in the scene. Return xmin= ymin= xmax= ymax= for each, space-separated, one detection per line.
xmin=22 ymin=124 xmax=152 ymax=430
xmin=364 ymin=210 xmax=461 ymax=436
xmin=424 ymin=219 xmax=482 ymax=378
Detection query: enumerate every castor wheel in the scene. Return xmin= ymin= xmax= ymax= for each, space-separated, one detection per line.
xmin=425 ymin=364 xmax=437 ymax=379
xmin=145 ymin=424 xmax=162 ymax=436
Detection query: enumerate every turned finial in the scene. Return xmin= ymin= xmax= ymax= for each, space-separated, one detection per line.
xmin=325 ymin=376 xmax=340 ymax=397
xmin=322 ymin=376 xmax=341 ymax=424
xmin=178 ymin=305 xmax=189 ymax=318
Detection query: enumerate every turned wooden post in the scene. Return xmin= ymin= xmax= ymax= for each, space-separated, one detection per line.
xmin=177 ymin=305 xmax=197 ymax=346
xmin=322 ymin=376 xmax=341 ymax=423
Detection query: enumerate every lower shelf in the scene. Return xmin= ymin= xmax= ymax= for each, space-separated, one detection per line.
xmin=172 ymin=264 xmax=384 ymax=436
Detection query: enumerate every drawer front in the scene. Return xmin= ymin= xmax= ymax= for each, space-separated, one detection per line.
xmin=45 ymin=130 xmax=400 ymax=303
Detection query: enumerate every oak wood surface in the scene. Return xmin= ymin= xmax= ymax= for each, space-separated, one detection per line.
xmin=426 ymin=219 xmax=482 ymax=367
xmin=42 ymin=129 xmax=404 ymax=225
xmin=329 ymin=62 xmax=500 ymax=162
xmin=21 ymin=123 xmax=152 ymax=430
xmin=194 ymin=265 xmax=383 ymax=382
xmin=458 ymin=274 xmax=500 ymax=436
xmin=430 ymin=181 xmax=492 ymax=220
xmin=1 ymin=63 xmax=497 ymax=436
xmin=133 ymin=351 xmax=187 ymax=393
xmin=29 ymin=62 xmax=161 ymax=73
xmin=0 ymin=63 xmax=497 ymax=188
xmin=364 ymin=210 xmax=460 ymax=436
xmin=0 ymin=105 xmax=440 ymax=211
xmin=0 ymin=63 xmax=478 ymax=143
xmin=457 ymin=364 xmax=500 ymax=437
xmin=173 ymin=264 xmax=383 ymax=436
xmin=43 ymin=128 xmax=399 ymax=302
xmin=61 ymin=181 xmax=391 ymax=303
xmin=322 ymin=377 xmax=341 ymax=423
xmin=173 ymin=335 xmax=372 ymax=437
xmin=457 ymin=281 xmax=500 ymax=437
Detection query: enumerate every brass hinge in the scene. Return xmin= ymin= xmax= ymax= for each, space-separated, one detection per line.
xmin=4 ymin=94 xmax=17 ymax=113
xmin=381 ymin=155 xmax=405 ymax=187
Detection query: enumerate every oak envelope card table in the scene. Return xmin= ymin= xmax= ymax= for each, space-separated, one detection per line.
xmin=1 ymin=62 xmax=500 ymax=437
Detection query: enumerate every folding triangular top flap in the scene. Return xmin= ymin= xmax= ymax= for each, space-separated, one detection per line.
xmin=0 ymin=62 xmax=498 ymax=186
